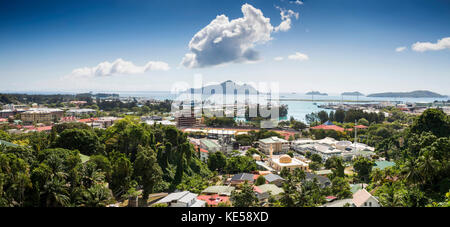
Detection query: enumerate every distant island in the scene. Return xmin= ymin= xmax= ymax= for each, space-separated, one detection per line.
xmin=367 ymin=90 xmax=447 ymax=98
xmin=185 ymin=80 xmax=260 ymax=95
xmin=341 ymin=91 xmax=364 ymax=96
xmin=306 ymin=91 xmax=328 ymax=96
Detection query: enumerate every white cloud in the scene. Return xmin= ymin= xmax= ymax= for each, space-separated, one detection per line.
xmin=274 ymin=56 xmax=284 ymax=61
xmin=288 ymin=52 xmax=309 ymax=61
xmin=395 ymin=46 xmax=407 ymax=52
xmin=274 ymin=6 xmax=299 ymax=32
xmin=67 ymin=58 xmax=170 ymax=78
xmin=291 ymin=0 xmax=304 ymax=5
xmin=412 ymin=37 xmax=450 ymax=52
xmin=181 ymin=4 xmax=298 ymax=68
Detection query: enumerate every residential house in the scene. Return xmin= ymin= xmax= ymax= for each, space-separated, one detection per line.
xmin=268 ymin=155 xmax=309 ymax=172
xmin=253 ymin=184 xmax=284 ymax=201
xmin=230 ymin=173 xmax=255 ymax=186
xmin=263 ymin=174 xmax=285 ymax=187
xmin=156 ymin=191 xmax=206 ymax=207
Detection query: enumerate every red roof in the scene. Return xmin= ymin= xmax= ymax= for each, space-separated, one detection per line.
xmin=354 ymin=125 xmax=368 ymax=129
xmin=311 ymin=124 xmax=345 ymax=132
xmin=0 ymin=118 xmax=7 ymax=122
xmin=36 ymin=126 xmax=53 ymax=132
xmin=199 ymin=148 xmax=208 ymax=153
xmin=252 ymin=186 xmax=263 ymax=194
xmin=78 ymin=118 xmax=98 ymax=123
xmin=197 ymin=195 xmax=230 ymax=206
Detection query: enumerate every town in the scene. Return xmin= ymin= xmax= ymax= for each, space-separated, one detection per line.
xmin=0 ymin=91 xmax=449 ymax=207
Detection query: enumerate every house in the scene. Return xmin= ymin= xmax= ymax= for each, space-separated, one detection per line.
xmin=197 ymin=194 xmax=230 ymax=207
xmin=258 ymin=136 xmax=289 ymax=155
xmin=253 ymin=184 xmax=284 ymax=201
xmin=263 ymin=174 xmax=285 ymax=187
xmin=230 ymin=173 xmax=255 ymax=185
xmin=321 ymin=188 xmax=381 ymax=207
xmin=268 ymin=155 xmax=309 ymax=172
xmin=156 ymin=191 xmax=206 ymax=207
xmin=199 ymin=148 xmax=209 ymax=162
xmin=305 ymin=172 xmax=331 ymax=188
xmin=311 ymin=121 xmax=345 ymax=132
xmin=201 ymin=186 xmax=235 ymax=196
xmin=352 ymin=189 xmax=381 ymax=207
xmin=373 ymin=161 xmax=395 ymax=171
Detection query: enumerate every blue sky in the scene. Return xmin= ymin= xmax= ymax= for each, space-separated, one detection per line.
xmin=0 ymin=0 xmax=449 ymax=95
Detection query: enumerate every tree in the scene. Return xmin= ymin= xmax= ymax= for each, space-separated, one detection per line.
xmin=331 ymin=177 xmax=352 ymax=199
xmin=109 ymin=151 xmax=133 ymax=197
xmin=231 ymin=181 xmax=258 ymax=207
xmin=207 ymin=151 xmax=227 ymax=172
xmin=54 ymin=128 xmax=104 ymax=156
xmin=310 ymin=153 xmax=322 ymax=163
xmin=224 ymin=156 xmax=257 ymax=174
xmin=353 ymin=157 xmax=374 ymax=183
xmin=358 ymin=118 xmax=369 ymax=126
xmin=255 ymin=175 xmax=266 ymax=186
xmin=133 ymin=145 xmax=163 ymax=201
xmin=411 ymin=108 xmax=450 ymax=138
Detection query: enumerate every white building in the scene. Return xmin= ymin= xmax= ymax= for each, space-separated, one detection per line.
xmin=66 ymin=109 xmax=96 ymax=117
xmin=259 ymin=137 xmax=290 ymax=155
xmin=156 ymin=191 xmax=205 ymax=207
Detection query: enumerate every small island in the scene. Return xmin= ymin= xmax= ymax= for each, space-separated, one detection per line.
xmin=306 ymin=91 xmax=328 ymax=96
xmin=367 ymin=90 xmax=447 ymax=98
xmin=341 ymin=91 xmax=364 ymax=96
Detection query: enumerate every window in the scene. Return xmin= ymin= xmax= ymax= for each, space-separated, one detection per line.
xmin=364 ymin=202 xmax=367 ymax=206
xmin=369 ymin=202 xmax=372 ymax=207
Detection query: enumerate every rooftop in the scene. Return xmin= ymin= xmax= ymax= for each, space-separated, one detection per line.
xmin=259 ymin=136 xmax=288 ymax=144
xmin=201 ymin=186 xmax=235 ymax=196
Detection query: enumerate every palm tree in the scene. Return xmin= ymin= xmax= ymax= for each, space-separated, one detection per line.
xmin=82 ymin=184 xmax=113 ymax=207
xmin=402 ymin=158 xmax=422 ymax=185
xmin=43 ymin=175 xmax=70 ymax=207
xmin=417 ymin=152 xmax=438 ymax=186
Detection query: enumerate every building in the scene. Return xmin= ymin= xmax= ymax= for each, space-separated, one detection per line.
xmin=0 ymin=109 xmax=25 ymax=118
xmin=263 ymin=174 xmax=285 ymax=187
xmin=352 ymin=189 xmax=381 ymax=207
xmin=305 ymin=172 xmax=331 ymax=188
xmin=95 ymin=117 xmax=120 ymax=128
xmin=258 ymin=136 xmax=289 ymax=155
xmin=175 ymin=112 xmax=197 ymax=127
xmin=156 ymin=191 xmax=206 ymax=207
xmin=268 ymin=155 xmax=309 ymax=172
xmin=253 ymin=184 xmax=284 ymax=201
xmin=321 ymin=188 xmax=380 ymax=207
xmin=230 ymin=173 xmax=255 ymax=185
xmin=20 ymin=108 xmax=64 ymax=124
xmin=197 ymin=194 xmax=230 ymax=207
xmin=66 ymin=108 xmax=96 ymax=117
xmin=201 ymin=186 xmax=235 ymax=196
xmin=200 ymin=139 xmax=221 ymax=153
xmin=311 ymin=121 xmax=345 ymax=132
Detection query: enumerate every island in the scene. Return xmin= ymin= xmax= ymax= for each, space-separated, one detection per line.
xmin=341 ymin=91 xmax=364 ymax=96
xmin=367 ymin=90 xmax=447 ymax=98
xmin=306 ymin=91 xmax=328 ymax=96
xmin=185 ymin=80 xmax=260 ymax=95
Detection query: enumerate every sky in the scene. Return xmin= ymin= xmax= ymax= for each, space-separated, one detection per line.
xmin=0 ymin=0 xmax=450 ymax=95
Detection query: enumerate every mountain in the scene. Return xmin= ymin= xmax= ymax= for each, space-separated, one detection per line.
xmin=186 ymin=80 xmax=260 ymax=95
xmin=306 ymin=91 xmax=328 ymax=96
xmin=367 ymin=90 xmax=447 ymax=98
xmin=341 ymin=91 xmax=364 ymax=96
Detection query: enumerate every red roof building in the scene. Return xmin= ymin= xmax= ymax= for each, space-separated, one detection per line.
xmin=311 ymin=124 xmax=345 ymax=132
xmin=197 ymin=195 xmax=230 ymax=207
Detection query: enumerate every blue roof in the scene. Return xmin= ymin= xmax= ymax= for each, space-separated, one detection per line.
xmin=324 ymin=121 xmax=334 ymax=125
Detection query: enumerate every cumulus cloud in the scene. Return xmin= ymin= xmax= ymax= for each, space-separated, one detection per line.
xmin=67 ymin=58 xmax=169 ymax=78
xmin=274 ymin=6 xmax=299 ymax=32
xmin=274 ymin=56 xmax=284 ymax=61
xmin=291 ymin=0 xmax=304 ymax=5
xmin=395 ymin=46 xmax=407 ymax=52
xmin=288 ymin=52 xmax=309 ymax=61
xmin=181 ymin=4 xmax=298 ymax=68
xmin=412 ymin=37 xmax=450 ymax=52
